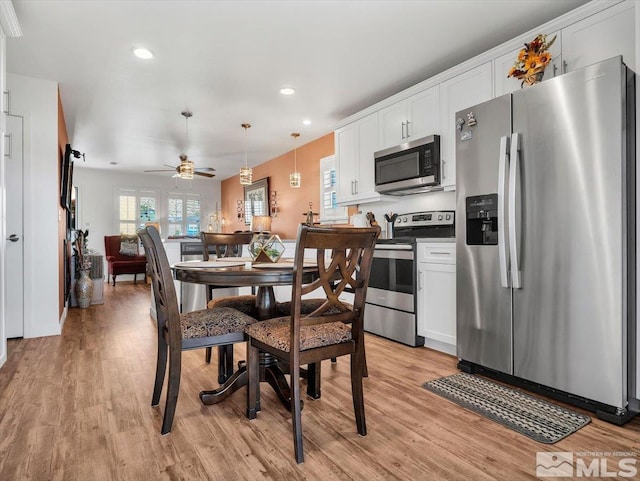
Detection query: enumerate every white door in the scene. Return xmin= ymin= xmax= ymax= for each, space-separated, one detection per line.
xmin=5 ymin=114 xmax=23 ymax=338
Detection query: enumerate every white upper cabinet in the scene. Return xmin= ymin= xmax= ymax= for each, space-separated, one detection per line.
xmin=562 ymin=1 xmax=635 ymax=73
xmin=379 ymin=85 xmax=440 ymax=150
xmin=439 ymin=62 xmax=493 ymax=189
xmin=493 ymin=30 xmax=562 ymax=97
xmin=335 ymin=112 xmax=381 ymax=206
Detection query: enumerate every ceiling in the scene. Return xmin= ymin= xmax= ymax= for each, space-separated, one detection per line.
xmin=8 ymin=0 xmax=587 ymax=181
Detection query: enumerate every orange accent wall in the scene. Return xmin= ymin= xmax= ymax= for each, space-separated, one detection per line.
xmin=58 ymin=90 xmax=69 ymax=317
xmin=221 ymin=133 xmax=334 ymax=239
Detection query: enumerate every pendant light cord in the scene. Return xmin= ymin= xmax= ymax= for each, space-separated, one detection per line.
xmin=242 ymin=123 xmax=251 ymax=168
xmin=291 ymin=132 xmax=300 ymax=171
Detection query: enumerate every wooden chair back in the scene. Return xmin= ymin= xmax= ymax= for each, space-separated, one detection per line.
xmin=290 ymin=225 xmax=380 ymax=362
xmin=138 ymin=226 xmax=181 ymax=352
xmin=200 ymin=232 xmax=254 ymax=260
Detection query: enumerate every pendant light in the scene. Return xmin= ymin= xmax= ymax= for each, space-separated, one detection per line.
xmin=239 ymin=123 xmax=253 ymax=185
xmin=179 ymin=111 xmax=194 ymax=180
xmin=289 ymin=132 xmax=301 ymax=188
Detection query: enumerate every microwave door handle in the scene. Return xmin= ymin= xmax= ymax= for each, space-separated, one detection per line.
xmin=508 ymin=132 xmax=522 ymax=289
xmin=498 ymin=135 xmax=510 ymax=288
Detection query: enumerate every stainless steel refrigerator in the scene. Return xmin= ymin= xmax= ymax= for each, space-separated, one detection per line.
xmin=455 ymin=56 xmax=636 ymax=423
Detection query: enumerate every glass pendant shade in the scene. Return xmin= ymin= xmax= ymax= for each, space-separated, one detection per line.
xmin=240 ymin=166 xmax=252 ymax=185
xmin=289 ymin=132 xmax=301 ymax=188
xmin=289 ymin=171 xmax=301 ymax=188
xmin=239 ymin=123 xmax=253 ymax=185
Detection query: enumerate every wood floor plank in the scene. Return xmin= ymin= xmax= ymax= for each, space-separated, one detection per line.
xmin=0 ymin=282 xmax=638 ymax=480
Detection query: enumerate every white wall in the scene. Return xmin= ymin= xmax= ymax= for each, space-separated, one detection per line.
xmin=8 ymin=73 xmax=60 ymax=338
xmin=72 ymin=166 xmax=221 ymax=278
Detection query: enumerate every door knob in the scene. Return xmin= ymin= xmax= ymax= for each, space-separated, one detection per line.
xmin=7 ymin=234 xmax=19 ymax=242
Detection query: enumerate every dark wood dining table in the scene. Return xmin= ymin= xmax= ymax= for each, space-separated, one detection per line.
xmin=173 ymin=259 xmax=318 ymax=413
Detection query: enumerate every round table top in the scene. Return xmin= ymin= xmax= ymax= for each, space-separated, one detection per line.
xmin=172 ymin=261 xmax=317 ymax=287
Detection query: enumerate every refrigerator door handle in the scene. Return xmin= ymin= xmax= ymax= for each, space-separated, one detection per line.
xmin=498 ymin=135 xmax=510 ymax=288
xmin=509 ymin=132 xmax=522 ymax=289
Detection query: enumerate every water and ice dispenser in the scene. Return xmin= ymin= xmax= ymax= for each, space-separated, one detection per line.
xmin=466 ymin=194 xmax=498 ymax=245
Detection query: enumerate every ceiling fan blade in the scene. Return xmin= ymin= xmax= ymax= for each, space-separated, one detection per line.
xmin=144 ymin=168 xmax=178 ymax=173
xmin=165 ymin=164 xmax=179 ymax=169
xmin=194 ymin=167 xmax=216 ymax=172
xmin=194 ymin=171 xmax=216 ymax=178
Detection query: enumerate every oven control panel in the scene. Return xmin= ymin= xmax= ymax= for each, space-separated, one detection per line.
xmin=395 ymin=210 xmax=454 ymax=227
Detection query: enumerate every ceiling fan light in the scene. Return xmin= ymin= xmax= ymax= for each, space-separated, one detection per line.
xmin=240 ymin=166 xmax=253 ymax=185
xmin=179 ymin=159 xmax=195 ymax=179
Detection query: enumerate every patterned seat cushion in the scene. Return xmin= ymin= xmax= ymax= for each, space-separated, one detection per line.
xmin=180 ymin=307 xmax=257 ymax=339
xmin=276 ymin=298 xmax=353 ymax=317
xmin=245 ymin=316 xmax=352 ymax=352
xmin=207 ymin=295 xmax=256 ymax=316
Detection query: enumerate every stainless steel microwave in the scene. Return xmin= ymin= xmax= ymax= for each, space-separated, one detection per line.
xmin=374 ymin=135 xmax=441 ymax=195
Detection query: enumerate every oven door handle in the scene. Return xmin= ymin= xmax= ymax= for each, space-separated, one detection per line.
xmin=373 ymin=249 xmax=414 ymax=260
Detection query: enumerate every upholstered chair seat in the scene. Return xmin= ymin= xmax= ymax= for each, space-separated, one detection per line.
xmin=245 ymin=317 xmax=352 ymax=352
xmin=180 ymin=307 xmax=256 ymax=340
xmin=207 ymin=295 xmax=257 ymax=316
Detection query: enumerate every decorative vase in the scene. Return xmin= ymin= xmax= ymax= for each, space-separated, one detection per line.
xmin=75 ymin=269 xmax=94 ymax=308
xmin=521 ymin=69 xmax=545 ymax=87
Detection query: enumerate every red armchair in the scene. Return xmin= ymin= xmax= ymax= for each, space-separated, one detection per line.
xmin=104 ymin=235 xmax=147 ymax=286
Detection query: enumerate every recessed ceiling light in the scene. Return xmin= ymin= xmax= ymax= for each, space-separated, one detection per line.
xmin=133 ymin=47 xmax=154 ymax=59
xmin=302 ymin=119 xmax=311 ymax=126
xmin=279 ymin=87 xmax=295 ymax=95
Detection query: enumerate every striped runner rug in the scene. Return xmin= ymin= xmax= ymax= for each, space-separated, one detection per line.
xmin=423 ymin=373 xmax=591 ymax=443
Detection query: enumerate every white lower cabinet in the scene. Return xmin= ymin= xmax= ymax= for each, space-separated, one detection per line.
xmin=417 ymin=243 xmax=456 ymax=355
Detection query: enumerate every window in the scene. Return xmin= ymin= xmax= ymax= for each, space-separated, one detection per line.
xmin=139 ymin=191 xmax=157 ymax=226
xmin=119 ymin=190 xmax=137 ymax=235
xmin=168 ymin=193 xmax=201 ymax=236
xmin=118 ymin=189 xmax=158 ymax=235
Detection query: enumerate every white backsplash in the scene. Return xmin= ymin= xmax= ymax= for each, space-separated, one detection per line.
xmin=357 ymin=190 xmax=456 ymax=234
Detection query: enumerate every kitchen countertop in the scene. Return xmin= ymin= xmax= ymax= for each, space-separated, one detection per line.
xmin=415 ymin=238 xmax=456 ymax=243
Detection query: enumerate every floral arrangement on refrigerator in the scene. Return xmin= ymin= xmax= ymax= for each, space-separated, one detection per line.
xmin=507 ymin=33 xmax=557 ymax=86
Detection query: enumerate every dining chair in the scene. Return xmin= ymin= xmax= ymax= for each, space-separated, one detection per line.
xmin=276 ymin=298 xmax=368 ymax=378
xmin=245 ymin=225 xmax=380 ymax=463
xmin=200 ymin=231 xmax=256 ymax=383
xmin=138 ymin=226 xmax=258 ymax=435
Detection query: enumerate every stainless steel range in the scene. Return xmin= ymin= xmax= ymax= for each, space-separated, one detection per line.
xmin=365 ymin=210 xmax=454 ymax=346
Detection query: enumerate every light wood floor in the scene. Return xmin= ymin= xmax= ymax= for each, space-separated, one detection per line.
xmin=0 ymin=283 xmax=639 ymax=480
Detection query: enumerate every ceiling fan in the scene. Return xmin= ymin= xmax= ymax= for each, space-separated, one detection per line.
xmin=144 ymin=111 xmax=216 ymax=179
